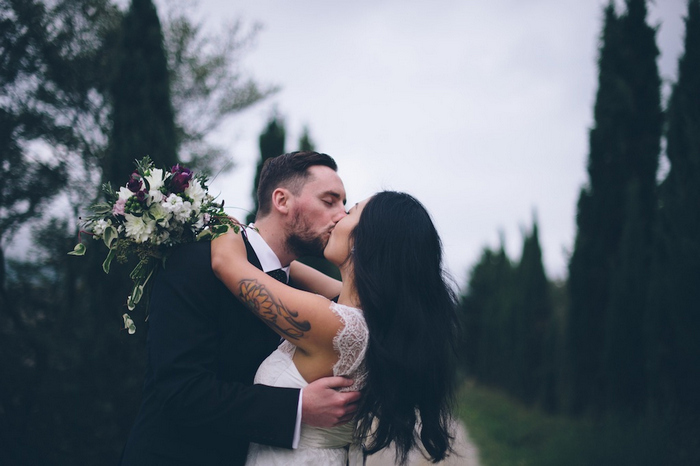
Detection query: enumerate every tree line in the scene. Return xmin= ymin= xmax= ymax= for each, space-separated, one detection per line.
xmin=459 ymin=0 xmax=700 ymax=462
xmin=2 ymin=0 xmax=699 ymax=464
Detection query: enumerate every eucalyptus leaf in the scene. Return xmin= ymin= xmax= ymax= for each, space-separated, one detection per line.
xmin=196 ymin=230 xmax=213 ymax=241
xmin=103 ymin=248 xmax=116 ymax=274
xmin=91 ymin=203 xmax=113 ymax=215
xmin=68 ymin=243 xmax=86 ymax=256
xmin=103 ymin=226 xmax=118 ymax=249
xmin=122 ymin=313 xmax=136 ymax=334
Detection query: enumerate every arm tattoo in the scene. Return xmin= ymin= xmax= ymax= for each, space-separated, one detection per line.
xmin=238 ymin=279 xmax=311 ymax=340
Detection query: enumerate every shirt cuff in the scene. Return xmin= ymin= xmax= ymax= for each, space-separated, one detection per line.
xmin=292 ymin=388 xmax=303 ymax=449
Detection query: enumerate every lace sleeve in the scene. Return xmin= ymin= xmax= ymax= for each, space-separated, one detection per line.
xmin=329 ymin=302 xmax=369 ymax=391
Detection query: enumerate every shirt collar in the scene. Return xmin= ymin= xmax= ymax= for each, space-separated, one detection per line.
xmin=245 ymin=224 xmax=290 ymax=277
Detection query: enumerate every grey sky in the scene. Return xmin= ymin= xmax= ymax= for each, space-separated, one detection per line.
xmin=186 ymin=0 xmax=688 ymax=288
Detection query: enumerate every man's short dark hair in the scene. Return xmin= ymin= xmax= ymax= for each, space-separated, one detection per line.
xmin=256 ymin=151 xmax=338 ymax=218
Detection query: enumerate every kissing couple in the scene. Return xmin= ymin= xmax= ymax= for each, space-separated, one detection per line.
xmin=119 ymin=151 xmax=460 ymax=466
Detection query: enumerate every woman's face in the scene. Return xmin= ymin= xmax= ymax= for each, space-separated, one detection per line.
xmin=324 ymin=197 xmax=370 ymax=266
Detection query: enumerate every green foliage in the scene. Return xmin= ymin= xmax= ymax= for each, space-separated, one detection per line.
xmin=298 ymin=126 xmax=316 ymax=151
xmin=0 ymin=0 xmax=276 ymax=463
xmin=511 ymin=220 xmax=556 ymax=407
xmin=647 ymin=0 xmax=700 ymax=426
xmin=460 ymin=241 xmax=515 ymax=386
xmin=247 ymin=114 xmax=286 ymax=224
xmin=163 ymin=7 xmax=277 ymax=173
xmin=106 ymin=0 xmax=178 ymax=186
xmin=456 ymin=383 xmax=673 ymax=466
xmin=567 ymin=0 xmax=661 ymax=414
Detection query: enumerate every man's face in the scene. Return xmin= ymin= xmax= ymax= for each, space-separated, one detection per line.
xmin=286 ymin=165 xmax=347 ymax=258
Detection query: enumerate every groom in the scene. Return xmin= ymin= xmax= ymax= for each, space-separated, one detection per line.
xmin=119 ymin=151 xmax=358 ymax=466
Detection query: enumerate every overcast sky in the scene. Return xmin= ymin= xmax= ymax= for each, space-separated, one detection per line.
xmin=179 ymin=0 xmax=688 ymax=288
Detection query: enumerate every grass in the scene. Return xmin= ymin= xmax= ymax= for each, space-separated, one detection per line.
xmin=454 ymin=381 xmax=674 ymax=466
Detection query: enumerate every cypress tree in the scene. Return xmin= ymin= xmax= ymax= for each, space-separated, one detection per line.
xmin=247 ymin=115 xmax=285 ymax=224
xmin=602 ymin=0 xmax=662 ymax=414
xmin=462 ymin=242 xmax=515 ymax=388
xmin=567 ymin=0 xmax=662 ymax=414
xmin=512 ymin=219 xmax=554 ymax=405
xmin=298 ymin=126 xmax=315 ymax=151
xmin=106 ymin=0 xmax=177 ymax=186
xmin=649 ymin=0 xmax=700 ymax=431
xmin=567 ymin=3 xmax=626 ymax=414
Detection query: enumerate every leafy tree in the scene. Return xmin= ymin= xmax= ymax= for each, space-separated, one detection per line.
xmin=163 ymin=8 xmax=277 ymax=174
xmin=0 ymin=1 xmax=277 ymax=463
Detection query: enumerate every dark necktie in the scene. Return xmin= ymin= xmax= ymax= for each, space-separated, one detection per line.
xmin=267 ymin=268 xmax=288 ymax=284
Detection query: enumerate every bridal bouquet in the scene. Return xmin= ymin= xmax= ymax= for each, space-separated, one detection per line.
xmin=69 ymin=157 xmax=239 ymax=333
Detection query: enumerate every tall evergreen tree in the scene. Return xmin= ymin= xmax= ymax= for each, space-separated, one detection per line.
xmin=461 ymin=242 xmax=515 ymax=387
xmin=567 ymin=3 xmax=626 ymax=414
xmin=601 ymin=0 xmax=661 ymax=414
xmin=512 ymin=219 xmax=554 ymax=405
xmin=298 ymin=126 xmax=315 ymax=151
xmin=106 ymin=0 xmax=177 ymax=186
xmin=648 ymin=0 xmax=700 ymax=431
xmin=567 ymin=0 xmax=661 ymax=414
xmin=247 ymin=114 xmax=286 ymax=224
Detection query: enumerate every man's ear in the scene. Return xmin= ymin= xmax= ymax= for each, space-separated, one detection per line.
xmin=271 ymin=188 xmax=291 ymax=215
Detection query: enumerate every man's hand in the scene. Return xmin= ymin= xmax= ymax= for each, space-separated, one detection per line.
xmin=302 ymin=376 xmax=361 ymax=428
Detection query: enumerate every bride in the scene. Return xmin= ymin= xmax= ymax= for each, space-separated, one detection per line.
xmin=211 ymin=191 xmax=459 ymax=465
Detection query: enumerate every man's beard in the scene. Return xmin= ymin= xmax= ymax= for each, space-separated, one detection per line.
xmin=287 ymin=212 xmax=327 ymax=258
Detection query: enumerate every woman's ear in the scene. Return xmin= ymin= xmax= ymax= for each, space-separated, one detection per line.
xmin=271 ymin=187 xmax=291 ymax=215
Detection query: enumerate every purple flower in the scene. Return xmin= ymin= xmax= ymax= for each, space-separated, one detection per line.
xmin=127 ymin=172 xmax=143 ymax=193
xmin=136 ymin=190 xmax=147 ymax=202
xmin=171 ymin=164 xmax=193 ymax=178
xmin=169 ymin=165 xmax=193 ymax=193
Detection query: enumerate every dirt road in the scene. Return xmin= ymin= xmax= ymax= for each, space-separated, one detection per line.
xmin=365 ymin=421 xmax=480 ymax=466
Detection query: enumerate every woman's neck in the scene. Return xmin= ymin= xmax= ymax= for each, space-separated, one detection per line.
xmin=336 ymin=266 xmax=361 ymax=309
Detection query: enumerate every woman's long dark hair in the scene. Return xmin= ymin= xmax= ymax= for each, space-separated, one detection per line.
xmin=352 ymin=191 xmax=460 ymax=464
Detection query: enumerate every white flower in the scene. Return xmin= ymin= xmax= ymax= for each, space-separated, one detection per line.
xmin=148 ymin=202 xmax=172 ymax=227
xmin=185 ymin=181 xmax=206 ymax=208
xmin=175 ymin=200 xmax=194 ymax=222
xmin=193 ymin=214 xmax=206 ymax=230
xmin=92 ymin=218 xmax=112 ymax=236
xmin=162 ymin=194 xmax=193 ymax=222
xmin=118 ymin=186 xmax=134 ymax=201
xmin=123 ymin=213 xmax=155 ymax=243
xmin=148 ymin=189 xmax=164 ymax=205
xmin=145 ymin=168 xmax=164 ymax=192
xmin=162 ymin=193 xmax=184 ymax=212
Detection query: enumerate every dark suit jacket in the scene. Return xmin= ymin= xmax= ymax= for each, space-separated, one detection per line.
xmin=119 ymin=240 xmax=299 ymax=466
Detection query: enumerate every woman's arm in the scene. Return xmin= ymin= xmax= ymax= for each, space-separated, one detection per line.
xmin=211 ymin=231 xmax=341 ymax=356
xmin=289 ymin=261 xmax=342 ymax=299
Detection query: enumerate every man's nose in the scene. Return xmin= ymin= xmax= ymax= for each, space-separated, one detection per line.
xmin=333 ymin=208 xmax=347 ymax=223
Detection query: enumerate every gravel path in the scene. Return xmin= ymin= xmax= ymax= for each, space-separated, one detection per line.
xmin=365 ymin=420 xmax=481 ymax=466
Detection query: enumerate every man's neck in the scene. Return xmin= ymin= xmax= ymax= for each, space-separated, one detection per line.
xmin=252 ymin=217 xmax=295 ymax=267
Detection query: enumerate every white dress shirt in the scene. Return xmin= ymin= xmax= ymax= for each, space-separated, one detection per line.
xmin=244 ymin=225 xmax=301 ymax=449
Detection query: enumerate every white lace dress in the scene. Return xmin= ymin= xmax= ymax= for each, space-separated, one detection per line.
xmin=245 ymin=302 xmax=369 ymax=466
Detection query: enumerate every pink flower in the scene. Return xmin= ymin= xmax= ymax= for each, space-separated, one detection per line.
xmin=113 ymin=198 xmax=126 ymax=216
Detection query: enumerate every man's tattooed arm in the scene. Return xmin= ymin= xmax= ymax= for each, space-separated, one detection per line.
xmin=237 ymin=279 xmax=311 ymax=340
